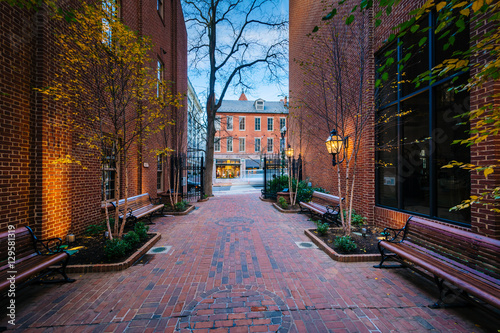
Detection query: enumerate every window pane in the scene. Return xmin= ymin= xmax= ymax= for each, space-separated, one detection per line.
xmin=239 ymin=138 xmax=245 ymax=152
xmin=401 ymin=92 xmax=430 ymax=215
xmin=280 ymin=118 xmax=286 ymax=130
xmin=215 ymin=116 xmax=221 ymax=130
xmin=239 ymin=117 xmax=245 ymax=130
xmin=376 ymin=105 xmax=398 ymax=208
xmin=375 ymin=44 xmax=398 ymax=107
xmin=214 ymin=137 xmax=220 ymax=151
xmin=227 ymin=137 xmax=233 ymax=152
xmin=267 ymin=138 xmax=273 ymax=152
xmin=255 ymin=138 xmax=260 ymax=152
xmin=435 ymin=80 xmax=470 ymax=223
xmin=401 ymin=21 xmax=429 ymax=96
xmin=267 ymin=118 xmax=273 ymax=131
xmin=227 ymin=116 xmax=233 ymax=130
xmin=435 ymin=15 xmax=470 ymax=71
xmin=255 ymin=117 xmax=261 ymax=131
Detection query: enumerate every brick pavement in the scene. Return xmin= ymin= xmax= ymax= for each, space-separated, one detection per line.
xmin=1 ymin=193 xmax=499 ymax=332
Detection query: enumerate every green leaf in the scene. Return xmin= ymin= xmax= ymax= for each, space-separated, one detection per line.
xmin=346 ymin=15 xmax=355 ymax=25
xmin=402 ymin=53 xmax=411 ymax=62
xmin=312 ymin=26 xmax=319 ymax=33
xmin=386 ymin=57 xmax=395 ymax=66
xmin=387 ymin=33 xmax=396 ymax=43
xmin=375 ymin=79 xmax=382 ymax=88
xmin=411 ymin=24 xmax=420 ymax=33
xmin=384 ymin=48 xmax=395 ymax=57
xmin=322 ymin=9 xmax=337 ymax=20
xmin=375 ymin=19 xmax=382 ymax=27
xmin=418 ymin=36 xmax=427 ymax=47
xmin=381 ymin=72 xmax=389 ymax=81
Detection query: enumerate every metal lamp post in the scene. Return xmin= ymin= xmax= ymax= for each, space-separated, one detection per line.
xmin=325 ymin=129 xmax=348 ymax=166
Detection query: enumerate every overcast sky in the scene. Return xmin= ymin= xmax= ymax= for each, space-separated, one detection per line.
xmin=186 ymin=0 xmax=289 ymax=106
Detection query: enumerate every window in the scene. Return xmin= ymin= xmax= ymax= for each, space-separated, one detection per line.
xmin=375 ymin=13 xmax=470 ymax=225
xmin=215 ymin=115 xmax=221 ymax=131
xmin=267 ymin=118 xmax=273 ymax=131
xmin=227 ymin=116 xmax=233 ymax=131
xmin=214 ymin=137 xmax=221 ymax=152
xmin=279 ymin=117 xmax=286 ymax=130
xmin=267 ymin=138 xmax=273 ymax=153
xmin=101 ymin=0 xmax=119 ymax=45
xmin=157 ymin=155 xmax=163 ymax=191
xmin=227 ymin=137 xmax=233 ymax=152
xmin=157 ymin=0 xmax=164 ymax=20
xmin=255 ymin=99 xmax=264 ymax=110
xmin=239 ymin=138 xmax=245 ymax=152
xmin=254 ymin=138 xmax=261 ymax=152
xmin=102 ymin=140 xmax=117 ymax=201
xmin=239 ymin=116 xmax=245 ymax=130
xmin=255 ymin=117 xmax=261 ymax=131
xmin=157 ymin=59 xmax=164 ymax=99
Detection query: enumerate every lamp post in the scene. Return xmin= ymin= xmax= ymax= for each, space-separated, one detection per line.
xmin=325 ymin=129 xmax=348 ymax=166
xmin=280 ymin=126 xmax=287 ymax=176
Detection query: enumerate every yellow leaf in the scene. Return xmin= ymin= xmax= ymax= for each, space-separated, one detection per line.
xmin=69 ymin=246 xmax=84 ymax=251
xmin=436 ymin=1 xmax=447 ymax=11
xmin=460 ymin=8 xmax=470 ymax=16
xmin=484 ymin=167 xmax=494 ymax=177
xmin=472 ymin=0 xmax=484 ymax=12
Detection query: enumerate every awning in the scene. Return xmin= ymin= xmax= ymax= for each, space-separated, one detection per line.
xmin=245 ymin=159 xmax=260 ymax=169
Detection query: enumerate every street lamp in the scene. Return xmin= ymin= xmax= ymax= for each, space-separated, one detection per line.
xmin=285 ymin=145 xmax=294 ymax=160
xmin=280 ymin=126 xmax=287 ymax=176
xmin=325 ymin=129 xmax=348 ymax=166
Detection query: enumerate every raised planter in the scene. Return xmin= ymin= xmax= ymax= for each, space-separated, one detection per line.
xmin=276 ymin=191 xmax=296 ymax=204
xmin=259 ymin=195 xmax=276 ymax=202
xmin=272 ymin=203 xmax=301 ymax=214
xmin=197 ymin=198 xmax=209 ymax=202
xmin=65 ymin=232 xmax=161 ymax=273
xmin=163 ymin=204 xmax=196 ymax=215
xmin=305 ymin=229 xmax=380 ymax=263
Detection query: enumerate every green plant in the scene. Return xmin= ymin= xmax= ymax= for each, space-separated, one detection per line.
xmin=295 ymin=180 xmax=329 ymax=203
xmin=278 ymin=196 xmax=289 ymax=209
xmin=85 ymin=221 xmax=108 ymax=236
xmin=314 ymin=220 xmax=329 ymax=236
xmin=123 ymin=230 xmax=140 ymax=246
xmin=134 ymin=222 xmax=149 ymax=241
xmin=266 ymin=175 xmax=289 ymax=196
xmin=334 ymin=235 xmax=357 ymax=253
xmin=174 ymin=199 xmax=189 ymax=211
xmin=344 ymin=210 xmax=367 ymax=227
xmin=104 ymin=238 xmax=129 ymax=260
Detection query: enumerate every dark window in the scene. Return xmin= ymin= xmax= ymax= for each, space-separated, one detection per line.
xmin=102 ymin=141 xmax=117 ymax=201
xmin=375 ymin=12 xmax=470 ymax=225
xmin=157 ymin=155 xmax=163 ymax=190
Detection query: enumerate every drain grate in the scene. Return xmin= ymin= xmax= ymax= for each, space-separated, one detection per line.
xmin=147 ymin=246 xmax=172 ymax=254
xmin=295 ymin=241 xmax=318 ymax=249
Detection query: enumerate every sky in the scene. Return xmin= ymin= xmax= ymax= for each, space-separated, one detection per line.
xmin=185 ymin=0 xmax=289 ymax=106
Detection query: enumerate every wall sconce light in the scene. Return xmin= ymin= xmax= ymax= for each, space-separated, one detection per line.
xmin=325 ymin=129 xmax=348 ymax=166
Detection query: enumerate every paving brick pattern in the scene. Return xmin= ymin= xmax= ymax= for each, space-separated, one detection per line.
xmin=1 ymin=193 xmax=499 ymax=332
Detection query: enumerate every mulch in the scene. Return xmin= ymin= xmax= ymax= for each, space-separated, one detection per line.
xmin=314 ymin=225 xmax=383 ymax=255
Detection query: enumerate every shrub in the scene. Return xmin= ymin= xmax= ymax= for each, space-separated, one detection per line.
xmin=104 ymin=238 xmax=129 ymax=260
xmin=124 ymin=231 xmax=140 ymax=246
xmin=134 ymin=222 xmax=149 ymax=241
xmin=174 ymin=200 xmax=189 ymax=211
xmin=85 ymin=222 xmax=107 ymax=236
xmin=278 ymin=196 xmax=289 ymax=209
xmin=295 ymin=180 xmax=329 ymax=203
xmin=314 ymin=220 xmax=329 ymax=235
xmin=343 ymin=210 xmax=367 ymax=227
xmin=334 ymin=235 xmax=357 ymax=253
xmin=266 ymin=175 xmax=289 ymax=196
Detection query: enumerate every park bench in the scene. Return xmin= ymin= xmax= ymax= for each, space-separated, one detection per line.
xmin=374 ymin=216 xmax=500 ymax=309
xmin=111 ymin=193 xmax=164 ymax=224
xmin=299 ymin=191 xmax=344 ymax=226
xmin=0 ymin=226 xmax=75 ymax=293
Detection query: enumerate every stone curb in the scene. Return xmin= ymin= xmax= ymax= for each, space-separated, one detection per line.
xmin=163 ymin=204 xmax=196 ymax=216
xmin=65 ymin=232 xmax=161 ymax=274
xmin=259 ymin=196 xmax=275 ymax=202
xmin=304 ymin=229 xmax=380 ymax=263
xmin=272 ymin=203 xmax=301 ymax=214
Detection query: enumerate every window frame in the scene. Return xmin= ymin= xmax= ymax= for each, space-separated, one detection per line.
xmin=267 ymin=137 xmax=273 ymax=153
xmin=254 ymin=137 xmax=261 ymax=152
xmin=279 ymin=117 xmax=286 ymax=131
xmin=267 ymin=117 xmax=274 ymax=131
xmin=157 ymin=154 xmax=163 ymax=191
xmin=102 ymin=139 xmax=117 ymax=202
xmin=255 ymin=117 xmax=261 ymax=131
xmin=227 ymin=137 xmax=233 ymax=152
xmin=214 ymin=137 xmax=221 ymax=152
xmin=239 ymin=137 xmax=245 ymax=152
xmin=227 ymin=116 xmax=233 ymax=131
xmin=239 ymin=116 xmax=246 ymax=131
xmin=215 ymin=115 xmax=221 ymax=131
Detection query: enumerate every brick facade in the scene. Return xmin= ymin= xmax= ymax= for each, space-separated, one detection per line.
xmin=289 ymin=0 xmax=499 ymax=238
xmin=0 ymin=1 xmax=187 ymax=238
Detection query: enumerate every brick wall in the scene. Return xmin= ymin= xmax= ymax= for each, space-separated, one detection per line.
xmin=0 ymin=0 xmax=187 ymax=238
xmin=290 ymin=0 xmax=500 ymax=238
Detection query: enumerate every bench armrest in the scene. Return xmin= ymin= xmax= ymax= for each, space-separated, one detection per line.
xmin=325 ymin=205 xmax=340 ymax=214
xmin=380 ymin=227 xmax=406 ymax=243
xmin=35 ymin=237 xmax=64 ymax=254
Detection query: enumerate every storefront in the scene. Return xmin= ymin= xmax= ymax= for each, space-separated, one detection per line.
xmin=216 ymin=159 xmax=241 ymax=179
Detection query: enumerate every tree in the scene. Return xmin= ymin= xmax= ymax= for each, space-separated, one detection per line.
xmin=183 ymin=0 xmax=288 ymax=195
xmin=292 ymin=9 xmax=371 ymax=235
xmin=39 ymin=0 xmax=181 ymax=238
xmin=320 ymin=0 xmax=500 ymax=213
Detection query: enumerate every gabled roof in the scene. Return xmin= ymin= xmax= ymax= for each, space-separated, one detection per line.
xmin=217 ymin=99 xmax=288 ymax=114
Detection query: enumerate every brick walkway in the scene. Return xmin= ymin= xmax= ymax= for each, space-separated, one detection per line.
xmin=2 ymin=193 xmax=499 ymax=332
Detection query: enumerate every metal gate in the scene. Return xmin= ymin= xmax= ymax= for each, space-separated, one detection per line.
xmin=262 ymin=153 xmax=302 ymax=195
xmin=170 ymin=154 xmax=204 ymax=202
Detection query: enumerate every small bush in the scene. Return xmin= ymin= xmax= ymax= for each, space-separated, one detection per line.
xmin=266 ymin=175 xmax=289 ymax=197
xmin=278 ymin=196 xmax=289 ymax=209
xmin=174 ymin=199 xmax=189 ymax=211
xmin=104 ymin=238 xmax=129 ymax=260
xmin=334 ymin=235 xmax=357 ymax=253
xmin=134 ymin=222 xmax=149 ymax=241
xmin=344 ymin=210 xmax=367 ymax=227
xmin=314 ymin=220 xmax=329 ymax=236
xmin=124 ymin=231 xmax=140 ymax=246
xmin=85 ymin=222 xmax=106 ymax=236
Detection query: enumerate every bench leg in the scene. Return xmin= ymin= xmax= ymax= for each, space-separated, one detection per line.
xmin=429 ymin=276 xmax=468 ymax=309
xmin=373 ymin=243 xmax=403 ymax=269
xmin=42 ymin=254 xmax=76 ymax=284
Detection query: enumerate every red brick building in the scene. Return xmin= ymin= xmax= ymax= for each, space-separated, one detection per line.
xmin=214 ymin=93 xmax=288 ymax=184
xmin=0 ymin=1 xmax=187 ymax=238
xmin=289 ymin=0 xmax=499 ymax=238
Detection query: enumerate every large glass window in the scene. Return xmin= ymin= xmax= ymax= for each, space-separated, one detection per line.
xmin=375 ymin=12 xmax=470 ymax=225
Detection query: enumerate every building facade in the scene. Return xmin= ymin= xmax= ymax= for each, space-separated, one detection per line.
xmin=0 ymin=0 xmax=187 ymax=238
xmin=214 ymin=93 xmax=288 ymax=184
xmin=289 ymin=0 xmax=499 ymax=238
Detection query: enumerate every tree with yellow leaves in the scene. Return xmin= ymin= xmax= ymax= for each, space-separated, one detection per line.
xmin=38 ymin=0 xmax=182 ymax=238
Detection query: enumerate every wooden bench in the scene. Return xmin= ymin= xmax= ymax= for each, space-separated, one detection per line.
xmin=374 ymin=216 xmax=500 ymax=309
xmin=299 ymin=191 xmax=344 ymax=226
xmin=111 ymin=193 xmax=164 ymax=224
xmin=0 ymin=226 xmax=75 ymax=293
